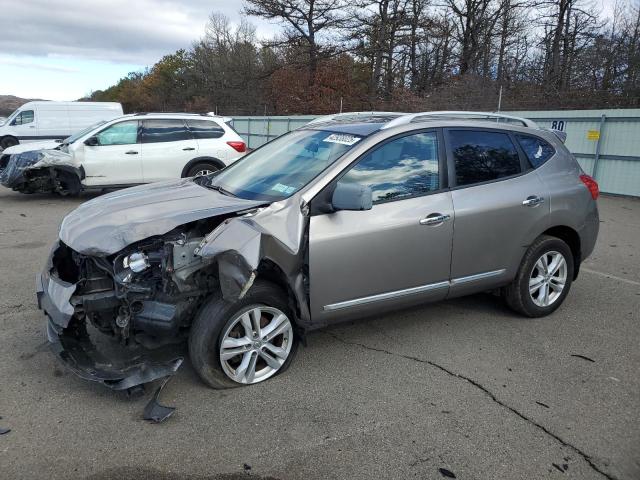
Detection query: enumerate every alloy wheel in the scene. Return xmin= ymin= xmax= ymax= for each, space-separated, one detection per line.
xmin=529 ymin=250 xmax=567 ymax=307
xmin=219 ymin=305 xmax=293 ymax=384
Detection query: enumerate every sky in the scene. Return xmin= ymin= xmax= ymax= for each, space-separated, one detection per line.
xmin=0 ymin=0 xmax=620 ymax=101
xmin=0 ymin=0 xmax=278 ymax=101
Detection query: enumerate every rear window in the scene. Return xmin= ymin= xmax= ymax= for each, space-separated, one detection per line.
xmin=515 ymin=134 xmax=555 ymax=168
xmin=142 ymin=120 xmax=191 ymax=143
xmin=449 ymin=130 xmax=522 ymax=187
xmin=186 ymin=119 xmax=225 ymax=139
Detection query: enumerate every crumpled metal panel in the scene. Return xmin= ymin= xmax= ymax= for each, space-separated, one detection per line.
xmin=0 ymin=149 xmax=75 ymax=188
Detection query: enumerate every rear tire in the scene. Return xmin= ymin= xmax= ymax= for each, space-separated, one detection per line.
xmin=504 ymin=235 xmax=574 ymax=317
xmin=0 ymin=136 xmax=18 ymax=150
xmin=186 ymin=162 xmax=219 ymax=177
xmin=189 ymin=281 xmax=298 ymax=389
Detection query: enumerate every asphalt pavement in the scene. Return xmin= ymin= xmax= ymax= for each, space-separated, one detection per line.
xmin=0 ymin=189 xmax=638 ymax=480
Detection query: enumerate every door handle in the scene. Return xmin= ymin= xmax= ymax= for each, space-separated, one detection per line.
xmin=182 ymin=147 xmax=195 ymax=151
xmin=125 ymin=150 xmax=139 ymax=155
xmin=29 ymin=125 xmax=35 ymax=128
xmin=522 ymin=195 xmax=544 ymax=207
xmin=419 ymin=213 xmax=451 ymax=226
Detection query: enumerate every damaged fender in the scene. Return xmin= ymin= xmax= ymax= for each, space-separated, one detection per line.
xmin=197 ymin=199 xmax=311 ymax=324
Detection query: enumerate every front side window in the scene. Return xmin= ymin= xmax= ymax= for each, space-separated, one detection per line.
xmin=210 ymin=129 xmax=361 ymax=201
xmin=142 ymin=119 xmax=191 ymax=143
xmin=515 ymin=134 xmax=555 ymax=168
xmin=96 ymin=121 xmax=139 ymax=146
xmin=340 ymin=132 xmax=440 ymax=204
xmin=12 ymin=110 xmax=34 ymax=126
xmin=186 ymin=119 xmax=224 ymax=139
xmin=449 ymin=130 xmax=521 ymax=187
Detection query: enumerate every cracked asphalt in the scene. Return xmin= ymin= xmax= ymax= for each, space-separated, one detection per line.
xmin=0 ymin=189 xmax=638 ymax=480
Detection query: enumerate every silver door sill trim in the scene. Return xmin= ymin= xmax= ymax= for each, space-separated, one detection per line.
xmin=323 ymin=281 xmax=449 ymax=311
xmin=323 ymin=269 xmax=506 ymax=312
xmin=450 ymin=269 xmax=506 ymax=286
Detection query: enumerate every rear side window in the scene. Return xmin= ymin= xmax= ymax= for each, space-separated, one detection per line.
xmin=341 ymin=131 xmax=440 ymax=204
xmin=186 ymin=119 xmax=224 ymax=139
xmin=142 ymin=120 xmax=191 ymax=143
xmin=449 ymin=130 xmax=521 ymax=186
xmin=12 ymin=110 xmax=34 ymax=125
xmin=515 ymin=134 xmax=555 ymax=168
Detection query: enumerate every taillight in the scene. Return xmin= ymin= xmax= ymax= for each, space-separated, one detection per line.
xmin=226 ymin=141 xmax=246 ymax=153
xmin=580 ymin=174 xmax=599 ymax=200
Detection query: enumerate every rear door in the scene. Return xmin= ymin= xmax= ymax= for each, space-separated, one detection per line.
xmin=82 ymin=120 xmax=143 ymax=186
xmin=185 ymin=119 xmax=226 ymax=160
xmin=444 ymin=128 xmax=550 ymax=296
xmin=140 ymin=119 xmax=198 ymax=182
xmin=309 ymin=130 xmax=454 ymax=324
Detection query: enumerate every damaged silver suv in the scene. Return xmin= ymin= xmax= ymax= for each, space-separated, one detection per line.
xmin=37 ymin=111 xmax=600 ymax=391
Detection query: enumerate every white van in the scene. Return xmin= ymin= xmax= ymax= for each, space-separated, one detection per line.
xmin=0 ymin=101 xmax=123 ymax=150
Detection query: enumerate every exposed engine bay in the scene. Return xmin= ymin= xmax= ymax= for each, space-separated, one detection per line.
xmin=55 ymin=224 xmax=219 ymax=348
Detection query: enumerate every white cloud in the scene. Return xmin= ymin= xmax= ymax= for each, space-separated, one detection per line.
xmin=1 ymin=0 xmax=279 ymax=65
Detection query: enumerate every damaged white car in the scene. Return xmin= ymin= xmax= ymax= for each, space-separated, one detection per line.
xmin=1 ymin=113 xmax=246 ymax=195
xmin=36 ymin=112 xmax=599 ymax=393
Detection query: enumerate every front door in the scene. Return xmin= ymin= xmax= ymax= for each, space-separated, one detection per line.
xmin=444 ymin=128 xmax=550 ymax=296
xmin=82 ymin=120 xmax=143 ymax=186
xmin=309 ymin=130 xmax=454 ymax=324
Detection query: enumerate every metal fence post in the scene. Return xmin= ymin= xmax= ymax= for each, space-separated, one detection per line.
xmin=592 ymin=114 xmax=606 ymax=179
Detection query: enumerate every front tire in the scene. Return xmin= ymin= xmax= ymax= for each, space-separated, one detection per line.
xmin=0 ymin=136 xmax=18 ymax=150
xmin=504 ymin=235 xmax=574 ymax=317
xmin=189 ymin=281 xmax=298 ymax=389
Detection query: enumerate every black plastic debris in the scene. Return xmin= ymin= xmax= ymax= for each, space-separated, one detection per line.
xmin=0 ymin=427 xmax=10 ymax=435
xmin=552 ymin=462 xmax=569 ymax=473
xmin=536 ymin=401 xmax=550 ymax=408
xmin=439 ymin=467 xmax=456 ymax=478
xmin=143 ymin=376 xmax=177 ymax=423
xmin=243 ymin=463 xmax=252 ymax=471
xmin=570 ymin=354 xmax=595 ymax=363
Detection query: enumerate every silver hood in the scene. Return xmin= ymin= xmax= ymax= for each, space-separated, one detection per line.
xmin=59 ymin=178 xmax=265 ymax=256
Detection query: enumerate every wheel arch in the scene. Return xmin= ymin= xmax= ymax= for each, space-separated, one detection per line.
xmin=256 ymin=259 xmax=306 ymax=330
xmin=541 ymin=225 xmax=581 ymax=279
xmin=181 ymin=156 xmax=225 ymax=177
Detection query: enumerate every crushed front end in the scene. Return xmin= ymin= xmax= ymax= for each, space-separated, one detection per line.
xmin=1 ymin=149 xmax=82 ymax=195
xmin=37 ymin=228 xmax=219 ymax=389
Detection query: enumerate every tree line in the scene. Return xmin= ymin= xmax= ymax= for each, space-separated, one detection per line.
xmin=88 ymin=0 xmax=640 ymax=114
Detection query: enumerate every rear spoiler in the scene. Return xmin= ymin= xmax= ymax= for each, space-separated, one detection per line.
xmin=544 ymin=128 xmax=567 ymax=143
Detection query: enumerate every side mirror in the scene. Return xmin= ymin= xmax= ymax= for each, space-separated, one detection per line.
xmin=84 ymin=136 xmax=99 ymax=146
xmin=332 ymin=182 xmax=373 ymax=211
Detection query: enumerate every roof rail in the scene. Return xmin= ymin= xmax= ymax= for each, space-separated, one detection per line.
xmin=381 ymin=111 xmax=538 ymax=129
xmin=306 ymin=111 xmax=404 ymax=126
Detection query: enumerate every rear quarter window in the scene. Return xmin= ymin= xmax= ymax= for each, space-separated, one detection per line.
xmin=186 ymin=119 xmax=225 ymax=139
xmin=515 ymin=134 xmax=556 ymax=168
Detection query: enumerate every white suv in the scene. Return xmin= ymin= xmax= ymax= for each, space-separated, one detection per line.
xmin=0 ymin=113 xmax=246 ymax=194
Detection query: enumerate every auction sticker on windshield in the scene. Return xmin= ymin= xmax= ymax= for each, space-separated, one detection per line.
xmin=323 ymin=133 xmax=361 ymax=146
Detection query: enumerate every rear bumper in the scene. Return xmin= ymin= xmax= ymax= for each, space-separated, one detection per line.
xmin=37 ymin=269 xmax=183 ymax=391
xmin=579 ymin=201 xmax=600 ymax=261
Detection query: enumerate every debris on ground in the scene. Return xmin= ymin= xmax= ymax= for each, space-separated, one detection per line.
xmin=438 ymin=467 xmax=456 ymax=478
xmin=142 ymin=376 xmax=177 ymax=423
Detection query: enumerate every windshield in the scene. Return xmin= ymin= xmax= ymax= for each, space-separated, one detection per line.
xmin=209 ymin=129 xmax=362 ymax=201
xmin=63 ymin=120 xmax=108 ymax=145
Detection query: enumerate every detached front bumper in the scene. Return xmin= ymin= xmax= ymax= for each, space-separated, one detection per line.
xmin=36 ymin=270 xmax=183 ymax=391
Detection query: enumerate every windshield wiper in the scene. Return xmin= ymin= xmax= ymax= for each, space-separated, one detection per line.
xmin=207 ymin=183 xmax=236 ymax=197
